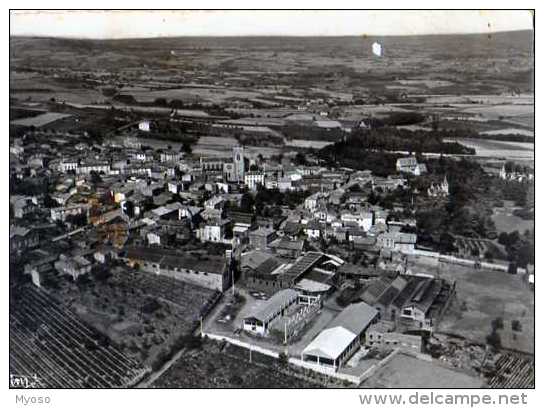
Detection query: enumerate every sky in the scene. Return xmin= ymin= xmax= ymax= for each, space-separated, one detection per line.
xmin=10 ymin=10 xmax=533 ymax=39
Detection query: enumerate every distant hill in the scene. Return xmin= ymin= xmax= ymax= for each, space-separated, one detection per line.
xmin=10 ymin=30 xmax=534 ymax=99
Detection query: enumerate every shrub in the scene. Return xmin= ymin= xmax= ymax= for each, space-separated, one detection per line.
xmin=278 ymin=352 xmax=288 ymax=366
xmin=491 ymin=317 xmax=504 ymax=331
xmin=511 ymin=320 xmax=522 ymax=332
xmin=486 ymin=330 xmax=502 ymax=349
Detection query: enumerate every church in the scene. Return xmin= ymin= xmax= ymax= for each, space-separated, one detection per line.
xmin=427 ymin=175 xmax=449 ymax=198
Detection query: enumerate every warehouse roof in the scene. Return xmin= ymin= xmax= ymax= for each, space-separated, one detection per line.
xmin=244 ymin=289 xmax=299 ymax=324
xmin=303 ymin=302 xmax=378 ymax=360
xmin=124 ymin=246 xmax=226 ymax=275
xmin=281 ymin=252 xmax=323 ymax=282
xmin=329 ymin=302 xmax=379 ymax=335
xmin=303 ymin=326 xmax=356 ymax=360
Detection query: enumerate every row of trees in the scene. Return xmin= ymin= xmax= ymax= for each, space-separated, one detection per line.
xmin=348 ymin=128 xmax=475 ymax=155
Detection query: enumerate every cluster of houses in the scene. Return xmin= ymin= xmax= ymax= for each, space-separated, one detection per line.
xmin=9 ymin=126 xmax=440 ymax=280
xmin=10 ymin=124 xmax=463 ymax=378
xmin=498 ymin=163 xmax=534 ymax=183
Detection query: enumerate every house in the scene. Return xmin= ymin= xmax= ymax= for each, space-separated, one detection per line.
xmin=147 ymin=202 xmax=184 ymax=221
xmin=54 ymin=254 xmax=93 ymax=281
xmin=10 ymin=226 xmax=39 ymax=254
xmin=197 ymin=218 xmax=230 ymax=243
xmin=373 ymin=176 xmax=407 ymax=192
xmin=278 ymin=177 xmax=294 ymax=192
xmin=269 ymin=237 xmax=305 ymax=258
xmin=304 ymin=192 xmax=328 ymax=212
xmin=377 ymin=232 xmax=417 ymax=253
xmin=305 ymin=221 xmax=324 ymax=239
xmin=204 ymin=195 xmax=225 ymax=211
xmin=160 ymin=151 xmax=183 ymax=163
xmin=265 ymin=177 xmax=278 ymax=190
xmin=229 ymin=211 xmax=255 ymax=238
xmin=76 ymin=160 xmax=110 ymax=175
xmin=138 ymin=120 xmax=151 ymax=132
xmin=249 ymin=227 xmax=277 ymax=249
xmin=10 ymin=195 xmax=38 ymax=219
xmin=301 ymin=302 xmax=378 ymax=372
xmin=499 ymin=164 xmax=534 ymax=182
xmin=50 ymin=204 xmax=90 ymax=223
xmin=93 ymin=246 xmax=116 ymax=264
xmin=281 ymin=221 xmax=303 ymax=238
xmin=352 ymin=236 xmax=378 ymax=251
xmin=396 ymin=157 xmax=427 ymax=176
xmin=24 ymin=255 xmax=58 ymax=287
xmin=340 ymin=211 xmax=373 ymax=231
xmin=58 ymin=159 xmax=79 ymax=173
xmin=244 ymin=172 xmax=265 ymax=191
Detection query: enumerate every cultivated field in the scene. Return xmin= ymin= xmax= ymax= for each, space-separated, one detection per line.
xmin=361 ymin=352 xmax=483 ymax=388
xmin=193 ymin=135 xmax=284 ymax=158
xmin=10 ymin=285 xmax=147 ymax=388
xmin=10 ymin=112 xmax=72 ymax=127
xmin=153 ymin=340 xmax=321 ymax=388
xmin=424 ymin=262 xmax=535 ymax=354
xmin=491 ymin=202 xmax=534 ymax=234
xmin=44 ymin=266 xmax=218 ymax=367
xmin=487 ymin=353 xmax=534 ymax=388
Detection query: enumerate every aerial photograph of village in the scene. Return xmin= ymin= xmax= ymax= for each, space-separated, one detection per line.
xmin=9 ymin=10 xmax=534 ymax=391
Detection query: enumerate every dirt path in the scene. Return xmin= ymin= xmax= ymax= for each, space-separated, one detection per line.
xmin=136 ymin=345 xmax=188 ymax=388
xmin=136 ymin=292 xmax=226 ymax=388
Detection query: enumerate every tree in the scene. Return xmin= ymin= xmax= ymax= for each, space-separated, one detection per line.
xmin=181 ymin=141 xmax=192 ymax=155
xmin=224 ymin=223 xmax=233 ymax=239
xmin=367 ymin=191 xmax=379 ymax=205
xmin=90 ymin=171 xmax=102 ymax=184
xmin=439 ymin=233 xmax=456 ymax=253
xmin=240 ymin=193 xmax=254 ymax=213
xmin=184 ymin=334 xmax=203 ymax=350
xmin=484 ymin=251 xmax=494 ymax=262
xmin=278 ymin=352 xmax=288 ymax=366
xmin=486 ymin=330 xmax=502 ymax=349
xmin=498 ymin=232 xmax=510 ymax=246
xmin=293 ymin=152 xmax=308 ymax=166
xmin=491 ymin=317 xmax=504 ymax=331
xmin=154 ymin=97 xmax=168 ymax=107
xmin=43 ymin=194 xmax=58 ymax=208
xmin=91 ymin=266 xmax=111 ymax=282
xmin=65 ymin=212 xmax=88 ymax=227
xmin=511 ymin=320 xmax=522 ymax=332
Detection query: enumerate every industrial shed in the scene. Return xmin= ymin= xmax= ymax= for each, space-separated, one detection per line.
xmin=301 ymin=302 xmax=378 ymax=371
xmin=242 ymin=289 xmax=299 ymax=336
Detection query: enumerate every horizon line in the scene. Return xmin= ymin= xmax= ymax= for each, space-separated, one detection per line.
xmin=10 ymin=28 xmax=533 ymax=41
